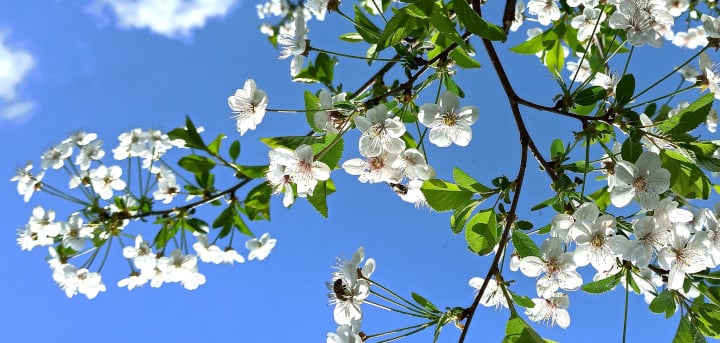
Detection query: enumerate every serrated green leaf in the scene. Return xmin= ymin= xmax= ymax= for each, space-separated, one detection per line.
xmin=354 ymin=6 xmax=381 ymax=43
xmin=621 ymin=138 xmax=643 ymax=163
xmin=673 ymin=316 xmax=708 ymax=343
xmin=178 ymin=155 xmax=216 ymax=173
xmin=293 ymin=52 xmax=337 ymax=85
xmin=245 ymin=182 xmax=272 ymax=221
xmin=167 ymin=116 xmax=206 ymax=150
xmin=443 ymin=76 xmax=465 ymax=98
xmin=615 ymin=74 xmax=635 ymax=106
xmin=512 ymin=230 xmax=540 ymax=258
xmin=449 ymin=47 xmax=481 ymax=69
xmin=312 ymin=135 xmax=344 ymax=169
xmin=661 ymin=150 xmax=711 ymax=199
xmin=306 ymin=179 xmax=334 ymax=218
xmin=304 ymin=91 xmax=321 ymax=132
xmin=510 ymin=33 xmax=544 ymax=55
xmin=659 ymin=93 xmax=714 ymax=135
xmin=582 ymin=273 xmax=622 ymax=294
xmin=212 ymin=206 xmax=235 ymax=229
xmin=421 ymin=179 xmax=474 ymax=212
xmin=229 ymin=140 xmax=241 ymax=161
xmin=184 ymin=218 xmax=209 ymax=234
xmin=543 ymin=40 xmax=564 ymax=78
xmin=453 ymin=167 xmax=491 ymax=194
xmin=504 ymin=315 xmax=546 ymax=343
xmin=650 ymin=289 xmax=677 ymax=318
xmin=451 ymin=0 xmax=506 ymax=41
xmin=451 ymin=200 xmax=480 ymax=234
xmin=692 ymin=303 xmax=720 ymax=338
xmin=236 ymin=165 xmax=268 ymax=179
xmin=377 ymin=12 xmax=412 ymax=51
xmin=465 ymin=209 xmax=497 ymax=255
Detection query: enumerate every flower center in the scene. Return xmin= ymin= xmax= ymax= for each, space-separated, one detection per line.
xmin=633 ymin=176 xmax=647 ymax=192
xmin=442 ymin=111 xmax=458 ymax=126
xmin=591 ymin=234 xmax=605 ymax=248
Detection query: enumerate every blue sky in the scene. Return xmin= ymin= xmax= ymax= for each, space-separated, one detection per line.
xmin=1 ymin=0 xmax=714 ymax=342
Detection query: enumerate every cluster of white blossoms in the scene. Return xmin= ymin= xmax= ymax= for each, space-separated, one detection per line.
xmin=266 ymin=144 xmax=331 ymax=207
xmin=13 ymin=126 xmax=280 ymax=297
xmin=326 ymin=247 xmax=375 ymax=343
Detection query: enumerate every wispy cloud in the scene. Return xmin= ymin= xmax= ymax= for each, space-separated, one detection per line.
xmin=0 ymin=32 xmax=35 ymax=121
xmin=92 ymin=0 xmax=239 ymax=38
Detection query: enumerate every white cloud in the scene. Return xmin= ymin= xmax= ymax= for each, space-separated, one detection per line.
xmin=95 ymin=0 xmax=239 ymax=38
xmin=0 ymin=33 xmax=35 ymax=121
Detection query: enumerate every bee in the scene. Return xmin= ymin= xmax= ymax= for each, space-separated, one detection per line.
xmin=332 ymin=278 xmax=351 ymax=302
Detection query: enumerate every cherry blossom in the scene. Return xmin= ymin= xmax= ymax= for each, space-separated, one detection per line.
xmin=228 ymin=79 xmax=269 ymax=135
xmin=418 ymin=91 xmax=479 ymax=148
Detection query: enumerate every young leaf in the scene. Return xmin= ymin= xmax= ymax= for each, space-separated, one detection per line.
xmin=614 ymin=74 xmax=635 ymax=106
xmin=450 ymin=200 xmax=480 ymax=234
xmin=649 ymin=289 xmax=677 ymax=318
xmin=621 ymin=138 xmax=643 ymax=163
xmin=207 ymin=134 xmax=225 ymax=155
xmin=574 ymin=86 xmax=606 ymax=106
xmin=178 ymin=155 xmax=216 ymax=173
xmin=693 ymin=303 xmax=720 ymax=338
xmin=582 ymin=273 xmax=622 ymax=294
xmin=229 ymin=140 xmax=241 ymax=161
xmin=504 ymin=315 xmax=547 ymax=343
xmin=673 ymin=315 xmax=707 ymax=343
xmin=512 ymin=230 xmax=540 ymax=258
xmin=411 ymin=292 xmax=440 ymax=313
xmin=661 ymin=150 xmax=711 ymax=200
xmin=510 ymin=292 xmax=536 ymax=308
xmin=421 ymin=179 xmax=474 ymax=212
xmin=453 ymin=167 xmax=492 ymax=194
xmin=306 ymin=180 xmax=334 ymax=218
xmin=659 ymin=93 xmax=714 ymax=135
xmin=451 ymin=0 xmax=506 ymax=41
xmin=465 ymin=208 xmax=498 ymax=255
xmin=304 ymin=91 xmax=321 ymax=132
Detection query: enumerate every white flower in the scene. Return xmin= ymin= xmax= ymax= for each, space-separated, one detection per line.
xmin=418 ymin=91 xmax=479 ymax=148
xmin=703 ymin=14 xmax=720 ymax=38
xmin=266 ymin=157 xmax=295 ymax=207
xmin=157 ymin=249 xmax=205 ymax=290
xmin=329 ymin=247 xmax=375 ymax=326
xmin=305 ymin=0 xmax=329 ymax=19
xmin=75 ymin=139 xmax=105 ymax=171
xmin=61 ymin=213 xmax=93 ymax=252
xmin=551 ymin=202 xmax=599 ymax=242
xmin=355 ymin=104 xmax=406 ymax=157
xmin=591 ymin=72 xmax=619 ymax=97
xmin=28 ymin=206 xmax=62 ymax=242
xmin=638 ymin=113 xmax=672 ymax=153
xmin=665 ymin=0 xmax=688 ymax=16
xmin=391 ymin=148 xmax=435 ymax=180
xmin=698 ymin=52 xmax=720 ymax=100
xmin=394 ymin=179 xmax=428 ymax=207
xmin=510 ymin=0 xmax=526 ymax=32
xmin=610 ymin=151 xmax=670 ymax=210
xmin=11 ymin=161 xmax=44 ymax=202
xmin=246 ymin=233 xmax=277 ymax=261
xmin=519 ymin=237 xmax=583 ymax=298
xmin=571 ymin=8 xmax=606 ymax=41
xmin=193 ymin=234 xmax=224 ymax=264
xmin=123 ymin=235 xmax=157 ymax=271
xmin=64 ymin=131 xmax=98 ymax=146
xmin=658 ymin=223 xmax=710 ymax=289
xmin=608 ymin=0 xmax=674 ymax=47
xmin=117 ymin=272 xmax=148 ymax=290
xmin=327 ymin=324 xmax=363 ymax=343
xmin=707 ymin=109 xmax=718 ymax=133
xmin=52 ymin=264 xmax=80 ymax=298
xmin=218 ymin=248 xmax=245 ymax=265
xmin=469 ymin=277 xmax=508 ymax=309
xmin=573 ymin=214 xmax=628 ymax=272
xmin=279 ymin=12 xmax=308 ymax=77
xmin=314 ymin=89 xmax=350 ymax=134
xmin=40 ymin=142 xmax=73 ymax=170
xmin=229 ymin=79 xmax=269 ymax=135
xmin=567 ymin=57 xmax=591 ymax=82
xmin=76 ymin=268 xmax=106 ymax=299
xmin=266 ymin=145 xmax=331 ymax=206
xmin=90 ymin=165 xmax=127 ymax=200
xmin=342 ymin=153 xmax=402 ymax=183
xmin=626 ymin=216 xmax=668 ymax=267
xmin=527 ymin=0 xmax=561 ymax=26
xmin=153 ymin=171 xmax=179 ymax=204
xmin=112 ymin=128 xmax=149 ymax=160
xmin=677 ymin=65 xmax=700 ymax=82
xmin=653 ymin=199 xmax=693 ymax=229
xmin=525 ymin=293 xmax=571 ymax=329
xmin=672 ymin=27 xmax=708 ymax=49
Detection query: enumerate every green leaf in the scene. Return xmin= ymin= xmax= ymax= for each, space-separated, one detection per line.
xmin=167 ymin=116 xmax=206 ymax=150
xmin=693 ymin=303 xmax=720 ymax=338
xmin=312 ymin=135 xmax=344 ymax=169
xmin=562 ymin=160 xmax=594 ymax=173
xmin=377 ymin=12 xmax=413 ymax=51
xmin=207 ymin=134 xmax=225 ymax=155
xmin=510 ymin=293 xmax=536 ymax=308
xmin=245 ymin=182 xmax=272 ymax=221
xmin=232 ymin=208 xmax=254 ymax=236
xmin=510 ymin=33 xmax=544 ymax=55
xmin=236 ymin=165 xmax=268 ymax=179
xmin=650 ymin=289 xmax=677 ymax=318
xmin=453 ymin=167 xmax=491 ymax=194
xmin=550 ymin=139 xmax=565 ymax=159
xmin=306 ymin=179 xmax=335 ymax=218
xmin=621 ymin=138 xmax=643 ymax=163
xmin=614 ymin=74 xmax=635 ymax=106
xmin=543 ymin=39 xmax=564 ymax=77
xmin=504 ymin=315 xmax=547 ymax=343
xmin=421 ymin=179 xmax=474 ymax=212
xmin=229 ymin=140 xmax=241 ymax=161
xmin=261 ymin=136 xmax=321 ymax=150
xmin=411 ymin=292 xmax=440 ymax=313
xmin=178 ymin=155 xmax=216 ymax=173
xmin=450 ymin=200 xmax=480 ymax=234
xmin=512 ymin=230 xmax=540 ymax=258
xmin=449 ymin=47 xmax=481 ymax=69
xmin=183 ymin=218 xmax=209 ymax=234
xmin=353 ymin=6 xmax=381 ymax=43
xmin=589 ymin=186 xmax=610 ymax=210
xmin=574 ymin=86 xmax=606 ymax=106
xmin=451 ymin=0 xmax=506 ymax=41
xmin=443 ymin=76 xmax=465 ymax=98
xmin=304 ymin=91 xmax=321 ymax=132
xmin=465 ymin=209 xmax=498 ymax=255
xmin=339 ymin=32 xmax=364 ymax=42
xmin=582 ymin=273 xmax=622 ymax=294
xmin=673 ymin=316 xmax=707 ymax=343
xmin=659 ymin=93 xmax=714 ymax=135
xmin=293 ymin=53 xmax=337 ymax=85
xmin=661 ymin=150 xmax=711 ymax=200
